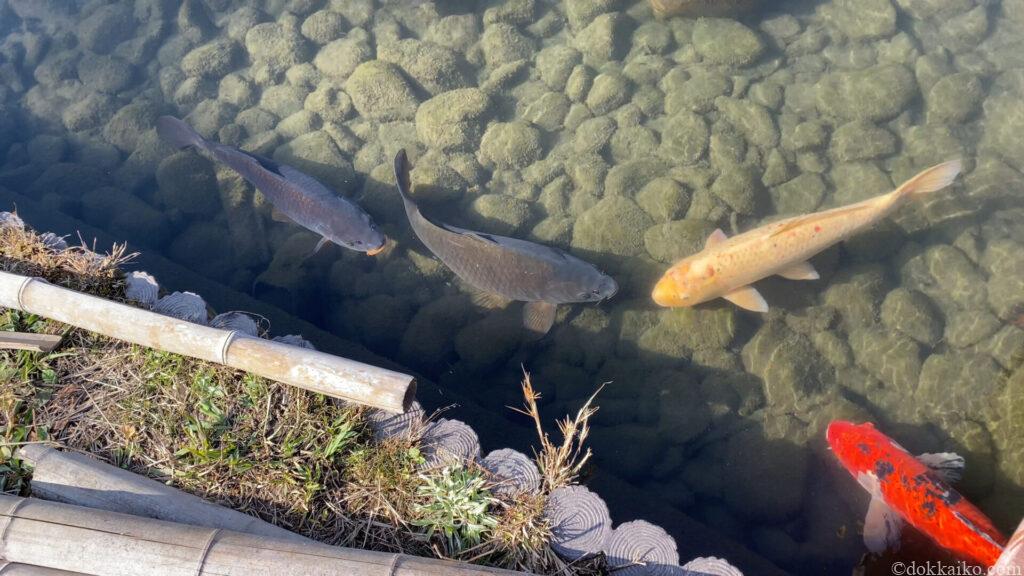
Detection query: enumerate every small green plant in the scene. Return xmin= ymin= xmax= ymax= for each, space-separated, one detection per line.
xmin=412 ymin=466 xmax=499 ymax=556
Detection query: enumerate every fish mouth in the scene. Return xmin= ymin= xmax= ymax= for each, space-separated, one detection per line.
xmin=651 ymin=277 xmax=677 ymax=307
xmin=365 ymin=237 xmax=389 ymax=256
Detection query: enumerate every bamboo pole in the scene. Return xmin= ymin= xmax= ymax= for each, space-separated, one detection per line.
xmin=0 ymin=496 xmax=529 ymax=576
xmin=0 ymin=563 xmax=87 ymax=575
xmin=18 ymin=445 xmax=311 ymax=544
xmin=0 ymin=271 xmax=415 ymax=412
xmin=994 ymin=517 xmax=1024 ymax=571
xmin=0 ymin=332 xmax=62 ymax=352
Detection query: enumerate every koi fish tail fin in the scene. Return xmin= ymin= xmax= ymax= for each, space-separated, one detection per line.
xmin=895 ymin=159 xmax=963 ymax=200
xmin=156 ymin=116 xmax=210 ymax=153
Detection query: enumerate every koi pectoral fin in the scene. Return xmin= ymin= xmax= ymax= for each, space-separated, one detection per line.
xmin=722 ymin=286 xmax=769 ymax=313
xmin=777 ymin=261 xmax=820 ymax=281
xmin=271 ymin=207 xmax=296 ymax=224
xmin=523 ymin=301 xmax=557 ymax=336
xmin=313 ymin=237 xmax=331 ymax=254
xmin=917 ymin=452 xmax=965 ymax=484
xmin=864 ymin=495 xmax=904 ymax=553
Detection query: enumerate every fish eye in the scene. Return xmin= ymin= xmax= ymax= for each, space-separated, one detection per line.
xmin=354 ymin=240 xmax=363 ymax=246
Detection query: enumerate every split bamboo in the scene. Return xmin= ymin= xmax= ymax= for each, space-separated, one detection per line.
xmin=0 ymin=271 xmax=415 ymax=412
xmin=994 ymin=517 xmax=1024 ymax=571
xmin=0 ymin=332 xmax=62 ymax=352
xmin=0 ymin=563 xmax=87 ymax=575
xmin=18 ymin=444 xmax=311 ymax=543
xmin=0 ymin=496 xmax=529 ymax=576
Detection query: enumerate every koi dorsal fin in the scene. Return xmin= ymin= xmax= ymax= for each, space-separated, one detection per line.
xmin=705 ymin=228 xmax=728 ymax=249
xmin=918 ymin=452 xmax=965 ymax=484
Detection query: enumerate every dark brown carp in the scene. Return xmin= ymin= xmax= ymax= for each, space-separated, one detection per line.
xmin=393 ymin=149 xmax=617 ymax=335
xmin=156 ymin=116 xmax=385 ymax=255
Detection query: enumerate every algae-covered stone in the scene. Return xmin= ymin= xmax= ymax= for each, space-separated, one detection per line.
xmin=415 ymin=88 xmax=490 ymax=151
xmin=245 ymin=22 xmax=311 ymax=70
xmin=400 ymin=295 xmax=473 ymax=370
xmin=574 ymin=12 xmax=629 ymax=66
xmin=609 ymin=126 xmax=659 ymax=163
xmin=259 ymin=84 xmax=307 ymax=119
xmin=721 ymin=427 xmax=808 ymax=522
xmin=816 ymin=65 xmax=918 ymax=122
xmin=304 ymin=84 xmax=353 ymax=124
xmin=641 ymin=307 xmax=737 ymax=358
xmin=314 ymin=36 xmax=372 ymax=80
xmin=63 ymin=94 xmax=117 ymax=132
xmin=636 ymin=178 xmax=689 ymax=223
xmin=822 ymin=264 xmax=889 ymax=328
xmin=742 ymin=321 xmax=828 ymax=410
xmin=900 ymin=244 xmax=989 ymax=313
xmin=710 ymin=167 xmax=762 ymax=215
xmin=664 ymin=69 xmax=731 ymax=115
xmin=455 ymin=312 xmax=523 ymax=372
xmin=378 ymin=38 xmax=470 ymax=96
xmin=481 ymin=23 xmax=535 ymax=68
xmin=181 ymin=39 xmax=240 ymax=79
xmin=345 ymin=60 xmax=419 ymax=122
xmin=926 ymin=72 xmax=983 ymax=124
xmin=782 ymin=121 xmax=828 ymax=152
xmin=917 ymin=352 xmax=1005 ymax=421
xmin=77 ymin=4 xmax=134 ymax=54
xmin=771 ymin=173 xmax=826 ymax=214
xmin=715 ymin=97 xmax=778 ymax=149
xmin=880 ymin=288 xmax=943 ymax=347
xmin=273 ymin=131 xmax=355 ymax=192
xmin=169 ymin=222 xmax=236 ymax=282
xmin=572 ymin=196 xmax=653 ymax=257
xmin=820 ymin=0 xmax=896 ymax=40
xmin=573 ymin=116 xmax=616 ymax=154
xmin=848 ymin=325 xmax=922 ymax=393
xmin=605 ymin=159 xmax=667 ymax=198
xmin=467 ymin=194 xmax=532 ymax=235
xmin=104 ymin=99 xmax=160 ymax=152
xmin=479 ymin=121 xmax=541 ymax=169
xmin=80 ymin=186 xmax=172 ymax=248
xmin=692 ymin=19 xmax=764 ymax=67
xmin=536 ymin=45 xmax=581 ymax=91
xmin=643 ymin=219 xmax=717 ymax=263
xmin=945 ymin=309 xmax=1002 ymax=348
xmin=523 ymin=92 xmax=570 ymax=132
xmin=408 ymin=155 xmax=465 ymax=204
xmin=301 ymin=10 xmax=346 ymax=45
xmin=78 ymin=54 xmax=134 ymax=94
xmin=830 ymin=162 xmax=893 ymax=205
xmin=218 ymin=74 xmax=255 ymax=108
xmin=981 ymin=94 xmax=1024 ymax=172
xmin=564 ymin=65 xmax=594 ymax=103
xmin=156 ymin=151 xmax=221 ymax=216
xmin=565 ymin=0 xmax=617 ymax=31
xmin=658 ymin=113 xmax=708 ymax=163
xmin=585 ymin=72 xmax=631 ymax=115
xmin=830 ymin=121 xmax=895 ymax=163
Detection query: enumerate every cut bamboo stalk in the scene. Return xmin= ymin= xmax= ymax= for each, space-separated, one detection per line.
xmin=0 ymin=495 xmax=529 ymax=576
xmin=0 ymin=271 xmax=415 ymax=412
xmin=0 ymin=332 xmax=62 ymax=352
xmin=18 ymin=445 xmax=311 ymax=544
xmin=0 ymin=562 xmax=88 ymax=575
xmin=994 ymin=517 xmax=1024 ymax=571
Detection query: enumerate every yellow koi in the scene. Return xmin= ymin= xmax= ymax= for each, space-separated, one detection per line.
xmin=651 ymin=160 xmax=963 ymax=312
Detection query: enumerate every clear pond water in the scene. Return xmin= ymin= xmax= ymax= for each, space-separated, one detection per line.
xmin=2 ymin=0 xmax=1024 ymax=573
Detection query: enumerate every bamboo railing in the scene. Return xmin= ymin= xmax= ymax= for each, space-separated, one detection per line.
xmin=0 ymin=496 xmax=529 ymax=576
xmin=0 ymin=271 xmax=415 ymax=412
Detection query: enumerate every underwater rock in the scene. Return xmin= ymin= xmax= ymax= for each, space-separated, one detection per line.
xmin=124 ymin=271 xmax=159 ymax=308
xmin=480 ymin=23 xmax=535 ymax=69
xmin=313 ymin=34 xmax=372 ymax=81
xmin=715 ymin=97 xmax=778 ymax=149
xmin=420 ymin=418 xmax=481 ymax=469
xmin=273 ymin=131 xmax=355 ymax=193
xmin=591 ymin=425 xmax=664 ymax=480
xmin=479 ymin=121 xmax=541 ymax=169
xmin=643 ymin=219 xmax=717 ymax=264
xmin=466 ymin=194 xmax=532 ymax=236
xmin=820 ymin=0 xmax=897 ymax=40
xmin=415 ymin=88 xmax=490 ymax=151
xmin=454 ymin=313 xmax=522 ymax=372
xmin=572 ymin=116 xmax=615 ymax=155
xmin=945 ymin=309 xmax=1002 ymax=348
xmin=822 ymin=263 xmax=889 ymax=328
xmin=635 ymin=177 xmax=690 ymax=223
xmin=425 ymin=15 xmax=480 ymax=52
xmin=848 ymin=325 xmax=922 ymax=394
xmin=721 ymin=426 xmax=808 ymax=522
xmin=78 ymin=4 xmax=135 ymax=55
xmin=565 ymin=0 xmax=617 ymax=31
xmin=816 ymin=65 xmax=918 ymax=122
xmin=657 ymin=112 xmax=708 ymax=164
xmin=781 ymin=120 xmax=828 ymax=152
xmin=572 ymin=195 xmax=653 ymax=257
xmin=918 ymin=352 xmax=1005 ymax=421
xmin=830 ymin=120 xmax=896 ymax=162
xmin=829 ymin=161 xmax=892 ymax=205
xmin=245 ymin=22 xmax=311 ymax=74
xmin=609 ymin=125 xmax=659 ymax=163
xmin=303 ymin=84 xmax=352 ymax=124
xmin=585 ymin=72 xmax=631 ymax=115
xmin=880 ymin=288 xmax=943 ymax=347
xmin=536 ymin=45 xmax=581 ymax=91
xmin=77 ymin=54 xmax=134 ymax=94
xmin=770 ymin=173 xmax=826 ymax=215
xmin=209 ymin=311 xmax=260 ymax=337
xmin=710 ymin=167 xmax=762 ymax=215
xmin=742 ymin=321 xmax=828 ymax=410
xmin=574 ymin=12 xmax=629 ymax=66
xmin=523 ymin=92 xmax=571 ymax=132
xmin=545 ymin=485 xmax=612 ymax=560
xmin=378 ymin=38 xmax=470 ymax=96
xmin=104 ymin=100 xmax=161 ymax=153
xmin=156 ymin=150 xmax=221 ymax=216
xmin=399 ymin=295 xmax=472 ymax=371
xmin=564 ymin=65 xmax=594 ymax=104
xmin=301 ymin=10 xmax=346 ymax=45
xmin=168 ymin=222 xmax=237 ymax=283
xmin=926 ymin=72 xmax=982 ymax=123
xmin=153 ymin=291 xmax=208 ymax=324
xmin=480 ymin=449 xmax=541 ymax=498
xmin=345 ymin=60 xmax=418 ymax=122
xmin=692 ymin=19 xmax=764 ymax=67
xmin=605 ymin=520 xmax=679 ymax=576
xmin=408 ymin=157 xmax=465 ymax=205
xmin=366 ymin=402 xmax=425 ymax=441
xmin=640 ymin=307 xmax=736 ymax=360
xmin=181 ymin=39 xmax=240 ymax=79
xmin=900 ymin=244 xmax=989 ymax=313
